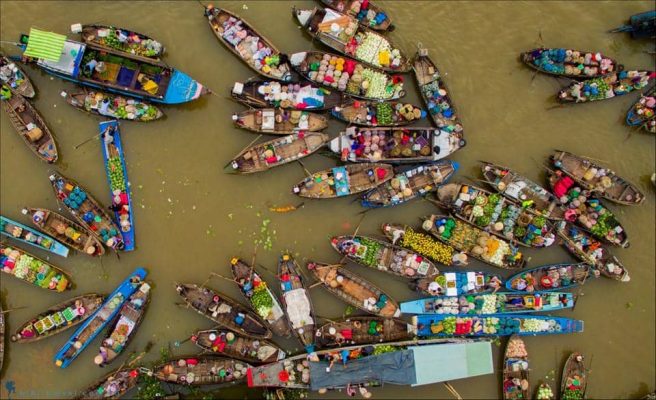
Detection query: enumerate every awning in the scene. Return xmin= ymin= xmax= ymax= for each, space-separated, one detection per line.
xmin=24 ymin=28 xmax=66 ymax=61
xmin=410 ymin=341 xmax=493 ymax=386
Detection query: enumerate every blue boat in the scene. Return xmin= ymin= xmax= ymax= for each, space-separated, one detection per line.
xmin=1 ymin=215 xmax=69 ymax=257
xmin=626 ymin=86 xmax=655 ymax=131
xmin=413 ymin=314 xmax=584 ymax=337
xmin=610 ymin=10 xmax=656 ymax=39
xmin=54 ymin=268 xmax=147 ymax=368
xmin=99 ymin=121 xmax=135 ymax=251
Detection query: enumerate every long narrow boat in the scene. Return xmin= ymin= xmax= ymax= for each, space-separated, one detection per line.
xmin=363 ymin=161 xmax=457 ymax=208
xmin=22 ymin=207 xmax=105 ymax=257
xmin=0 ymin=302 xmax=4 ymax=375
xmin=413 ymin=314 xmax=584 ymax=337
xmin=410 ymin=271 xmax=504 ymax=297
xmin=1 ymin=215 xmax=69 ymax=257
xmin=521 ymin=48 xmax=617 ymax=79
xmin=557 ymin=70 xmax=653 ymax=103
xmin=230 ymin=258 xmax=291 ymax=338
xmin=75 ymin=368 xmax=140 ymax=399
xmin=381 ymin=223 xmax=457 ymax=267
xmin=329 ymin=126 xmax=463 ymax=163
xmin=306 ymin=262 xmax=401 ymax=318
xmin=0 ymin=243 xmax=72 ymax=292
xmin=96 ymin=282 xmax=151 ymax=366
xmin=422 ymin=215 xmax=526 ymax=270
xmin=54 ymin=268 xmax=147 ymax=368
xmin=191 ymin=329 xmax=285 ymax=364
xmin=331 ymin=100 xmax=425 ymax=127
xmin=154 ymin=356 xmax=251 ymax=386
xmin=560 ymin=353 xmax=588 ymax=400
xmin=231 ymin=79 xmax=343 ymax=111
xmin=0 ymin=53 xmax=35 ymax=97
xmin=330 ymin=235 xmax=439 ymax=279
xmin=49 ymin=172 xmax=124 ymax=251
xmin=315 ymin=317 xmax=416 ymax=348
xmin=292 ymin=163 xmax=394 ymax=199
xmin=319 ymin=0 xmax=393 ymax=31
xmin=505 ymin=263 xmax=591 ymax=293
xmin=226 ymin=131 xmax=329 ymax=174
xmin=78 ymin=24 xmax=164 ymax=59
xmin=550 ymin=150 xmax=645 ymax=205
xmin=99 ymin=121 xmax=135 ymax=250
xmin=626 ymin=87 xmax=655 ymax=133
xmin=62 ymin=88 xmax=164 ymax=122
xmin=610 ymin=10 xmax=656 ymax=39
xmin=1 ymin=93 xmax=58 ymax=163
xmin=205 ymin=5 xmax=291 ymax=81
xmin=278 ymin=254 xmax=316 ymax=349
xmin=233 ymin=108 xmax=328 ymax=134
xmin=535 ymin=383 xmax=555 ymax=400
xmin=11 ymin=294 xmax=104 ymax=343
xmin=293 ymin=6 xmax=409 ymax=73
xmin=503 ymin=335 xmax=530 ymax=400
xmin=432 ymin=183 xmax=558 ymax=248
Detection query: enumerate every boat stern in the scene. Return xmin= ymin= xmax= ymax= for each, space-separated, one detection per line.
xmin=163 ymin=69 xmax=207 ymax=104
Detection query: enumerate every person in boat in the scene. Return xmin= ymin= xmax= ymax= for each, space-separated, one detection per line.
xmin=137 ymin=73 xmax=159 ymax=95
xmin=489 ymin=275 xmax=502 ymax=293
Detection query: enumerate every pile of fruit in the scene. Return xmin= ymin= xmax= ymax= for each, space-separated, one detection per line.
xmin=107 ymin=156 xmax=126 ymax=192
xmin=375 ymin=102 xmax=393 ymax=125
xmin=3 ymin=247 xmax=69 ymax=291
xmin=536 ymin=384 xmax=554 ymax=399
xmin=250 ymin=282 xmax=274 ymax=319
xmin=398 ymin=227 xmax=453 ymax=265
xmin=350 ymin=237 xmax=382 ymax=267
xmin=352 ymin=31 xmax=403 ymax=70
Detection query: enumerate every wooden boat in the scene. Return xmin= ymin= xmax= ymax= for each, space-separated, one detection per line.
xmin=292 ymin=163 xmax=394 ymax=199
xmin=521 ymin=48 xmax=618 ymax=79
xmin=480 ymin=161 xmax=565 ymax=220
xmin=609 ymin=10 xmax=656 ymax=39
xmin=78 ymin=24 xmax=164 ymax=59
xmin=0 ymin=243 xmax=72 ymax=292
xmin=413 ymin=314 xmax=584 ymax=337
xmin=11 ymin=294 xmax=104 ymax=343
xmin=175 ymin=283 xmax=272 ymax=339
xmin=290 ymin=51 xmax=405 ymax=101
xmin=319 ymin=0 xmax=393 ymax=31
xmin=381 ymin=223 xmax=457 ymax=267
xmin=97 ymin=282 xmax=151 ymax=366
xmin=1 ymin=215 xmax=70 ymax=257
xmin=278 ymin=254 xmax=316 ymax=348
xmin=422 ymin=215 xmax=526 ymax=270
xmin=75 ymin=368 xmax=140 ymax=399
xmin=22 ymin=207 xmax=105 ymax=256
xmin=54 ymin=268 xmax=147 ymax=368
xmin=62 ymin=88 xmax=164 ymax=122
xmin=306 ymin=262 xmax=401 ymax=318
xmin=315 ymin=317 xmax=416 ymax=348
xmin=205 ymin=5 xmax=291 ymax=81
xmin=154 ymin=355 xmax=251 ymax=386
xmin=1 ymin=93 xmax=58 ymax=163
xmin=363 ymin=161 xmax=457 ymax=208
xmin=0 ymin=301 xmax=4 ymax=375
xmin=293 ymin=6 xmax=410 ymax=73
xmin=557 ymin=222 xmax=630 ymax=282
xmin=535 ymin=383 xmax=555 ymax=400
xmin=432 ymin=182 xmax=558 ymax=248
xmin=502 ymin=335 xmax=530 ymax=400
xmin=230 ymin=258 xmax=291 ymax=338
xmin=49 ymin=172 xmax=124 ymax=251
xmin=191 ymin=329 xmax=285 ymax=364
xmin=329 ymin=127 xmax=463 ymax=163
xmin=233 ymin=108 xmax=328 ymax=134
xmin=626 ymin=87 xmax=655 ymax=133
xmin=505 ymin=263 xmax=591 ymax=293
xmin=331 ymin=99 xmax=425 ymax=127
xmin=0 ymin=53 xmax=35 ymax=97
xmin=100 ymin=121 xmax=135 ymax=251
xmin=560 ymin=353 xmax=588 ymax=399
xmin=226 ymin=131 xmax=329 ymax=174
xmin=231 ymin=79 xmax=343 ymax=111
xmin=557 ymin=70 xmax=654 ymax=103
xmin=410 ymin=271 xmax=504 ymax=297
xmin=330 ymin=235 xmax=439 ymax=279
xmin=550 ymin=150 xmax=645 ymax=205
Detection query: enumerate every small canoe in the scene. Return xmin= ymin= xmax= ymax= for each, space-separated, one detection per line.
xmin=175 ymin=283 xmax=272 ymax=339
xmin=480 ymin=161 xmax=565 ymax=220
xmin=609 ymin=10 xmax=656 ymax=39
xmin=306 ymin=262 xmax=401 ymax=318
xmin=432 ymin=183 xmax=558 ymax=248
xmin=293 ymin=6 xmax=410 ymax=73
xmin=381 ymin=223 xmax=457 ymax=266
xmin=75 ymin=368 xmax=139 ymax=400
xmin=49 ymin=172 xmax=124 ymax=251
xmin=413 ymin=314 xmax=584 ymax=337
xmin=626 ymin=87 xmax=655 ymax=133
xmin=100 ymin=121 xmax=135 ymax=251
xmin=226 ymin=131 xmax=329 ymax=174
xmin=329 ymin=127 xmax=464 ymax=163
xmin=230 ymin=258 xmax=291 ymax=338
xmin=0 ymin=53 xmax=35 ymax=97
xmin=0 ymin=243 xmax=72 ymax=292
xmin=62 ymin=88 xmax=164 ymax=122
xmin=362 ymin=161 xmax=458 ymax=208
xmin=11 ymin=294 xmax=104 ymax=343
xmin=278 ymin=254 xmax=316 ymax=349
xmin=54 ymin=268 xmax=147 ymax=368
xmin=154 ymin=356 xmax=251 ymax=386
xmin=503 ymin=335 xmax=530 ymax=400
xmin=191 ymin=329 xmax=285 ymax=364
xmin=233 ymin=108 xmax=328 ymax=134
xmin=22 ymin=207 xmax=105 ymax=257
xmin=290 ymin=51 xmax=405 ymax=101
xmin=231 ymin=79 xmax=344 ymax=111
xmin=79 ymin=24 xmax=164 ymax=59
xmin=521 ymin=48 xmax=618 ymax=79
xmin=331 ymin=100 xmax=425 ymax=127
xmin=330 ymin=235 xmax=439 ymax=279
xmin=535 ymin=383 xmax=555 ymax=400
xmin=97 ymin=282 xmax=151 ymax=366
xmin=422 ymin=215 xmax=526 ymax=270
xmin=560 ymin=353 xmax=588 ymax=399
xmin=410 ymin=271 xmax=504 ymax=297
xmin=557 ymin=70 xmax=654 ymax=103
xmin=505 ymin=263 xmax=591 ymax=293
xmin=1 ymin=93 xmax=58 ymax=163
xmin=319 ymin=0 xmax=393 ymax=31
xmin=205 ymin=5 xmax=292 ymax=81
xmin=1 ymin=215 xmax=70 ymax=257
xmin=550 ymin=150 xmax=645 ymax=205
xmin=315 ymin=317 xmax=415 ymax=348
xmin=292 ymin=163 xmax=394 ymax=199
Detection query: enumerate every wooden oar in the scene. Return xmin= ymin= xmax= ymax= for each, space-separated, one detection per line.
xmin=296 ymin=159 xmax=312 ymax=177
xmin=443 ymin=381 xmax=463 ymax=400
xmin=0 ymin=306 xmax=27 ymax=314
xmin=222 ymin=134 xmax=263 ymax=168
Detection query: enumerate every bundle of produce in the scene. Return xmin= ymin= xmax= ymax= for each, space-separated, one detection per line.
xmin=351 ymin=31 xmax=403 ymax=69
xmin=251 ymin=282 xmax=274 ymax=319
xmin=383 ymin=224 xmax=454 ymax=265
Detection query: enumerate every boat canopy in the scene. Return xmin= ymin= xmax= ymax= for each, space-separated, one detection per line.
xmin=36 ymin=40 xmax=85 ymax=77
xmin=24 ymin=28 xmax=66 ymax=61
xmin=410 ymin=341 xmax=493 ymax=386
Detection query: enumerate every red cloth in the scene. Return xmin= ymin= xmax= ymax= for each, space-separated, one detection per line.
xmin=344 ymin=59 xmax=356 ymax=75
xmin=553 ymin=175 xmax=574 ymax=197
xmin=341 ymin=329 xmax=353 ymax=339
xmin=186 ymin=359 xmax=199 ymax=366
xmin=376 ymin=168 xmax=387 ymax=179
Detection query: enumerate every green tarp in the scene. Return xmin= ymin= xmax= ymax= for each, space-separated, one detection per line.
xmin=410 ymin=341 xmax=493 ymax=386
xmin=24 ymin=28 xmax=66 ymax=61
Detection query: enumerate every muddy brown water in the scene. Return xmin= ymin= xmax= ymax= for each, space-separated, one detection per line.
xmin=1 ymin=1 xmax=654 ymax=399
